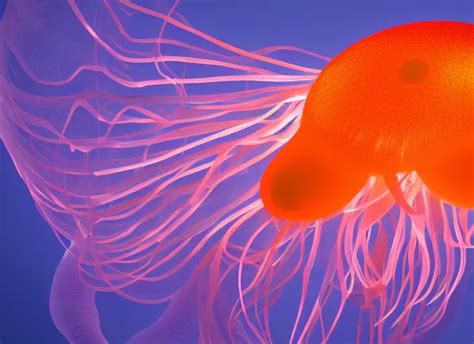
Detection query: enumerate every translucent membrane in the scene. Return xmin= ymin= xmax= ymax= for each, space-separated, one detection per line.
xmin=0 ymin=1 xmax=472 ymax=343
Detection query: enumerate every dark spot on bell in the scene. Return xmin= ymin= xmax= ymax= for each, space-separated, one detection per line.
xmin=399 ymin=59 xmax=429 ymax=84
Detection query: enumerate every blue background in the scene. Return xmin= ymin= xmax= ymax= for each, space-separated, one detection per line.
xmin=1 ymin=0 xmax=473 ymax=343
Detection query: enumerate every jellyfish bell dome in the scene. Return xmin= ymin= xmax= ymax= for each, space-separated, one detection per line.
xmin=302 ymin=21 xmax=473 ymax=174
xmin=261 ymin=21 xmax=474 ymax=221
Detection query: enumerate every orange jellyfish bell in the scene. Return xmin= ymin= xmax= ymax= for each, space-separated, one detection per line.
xmin=261 ymin=21 xmax=474 ymax=221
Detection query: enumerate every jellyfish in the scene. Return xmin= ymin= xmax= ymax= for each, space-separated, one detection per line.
xmin=0 ymin=1 xmax=472 ymax=343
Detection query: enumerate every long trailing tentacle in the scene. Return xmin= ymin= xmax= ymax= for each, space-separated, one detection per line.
xmin=50 ymin=243 xmax=107 ymax=344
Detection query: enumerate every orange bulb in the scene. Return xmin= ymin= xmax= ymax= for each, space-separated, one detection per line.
xmin=260 ymin=133 xmax=368 ymax=221
xmin=261 ymin=21 xmax=474 ymax=220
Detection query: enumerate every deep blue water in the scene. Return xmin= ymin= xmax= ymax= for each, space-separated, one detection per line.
xmin=1 ymin=1 xmax=473 ymax=343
